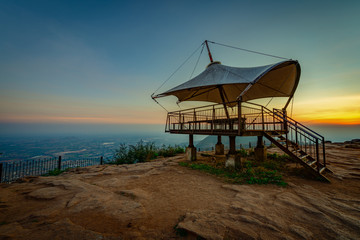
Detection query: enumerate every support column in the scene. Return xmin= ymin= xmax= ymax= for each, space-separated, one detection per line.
xmin=186 ymin=134 xmax=197 ymax=161
xmin=226 ymin=136 xmax=238 ymax=168
xmin=254 ymin=135 xmax=267 ymax=161
xmin=215 ymin=135 xmax=224 ymax=155
xmin=228 ymin=136 xmax=236 ymax=155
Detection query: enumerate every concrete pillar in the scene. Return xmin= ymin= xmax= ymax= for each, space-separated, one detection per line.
xmin=226 ymin=136 xmax=237 ymax=168
xmin=186 ymin=134 xmax=197 ymax=161
xmin=254 ymin=136 xmax=267 ymax=161
xmin=225 ymin=154 xmax=243 ymax=170
xmin=215 ymin=135 xmax=224 ymax=155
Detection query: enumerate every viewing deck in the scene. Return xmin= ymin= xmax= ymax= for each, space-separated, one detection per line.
xmin=165 ymin=101 xmax=329 ymax=181
xmin=166 ymin=101 xmax=287 ymax=136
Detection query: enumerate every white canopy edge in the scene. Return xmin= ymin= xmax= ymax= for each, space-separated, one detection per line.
xmin=154 ymin=60 xmax=300 ymax=106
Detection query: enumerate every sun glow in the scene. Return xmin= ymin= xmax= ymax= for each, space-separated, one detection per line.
xmin=292 ymin=95 xmax=360 ymax=125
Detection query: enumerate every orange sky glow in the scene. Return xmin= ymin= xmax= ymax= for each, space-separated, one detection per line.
xmin=1 ymin=95 xmax=358 ymax=126
xmin=292 ymin=95 xmax=360 ymax=125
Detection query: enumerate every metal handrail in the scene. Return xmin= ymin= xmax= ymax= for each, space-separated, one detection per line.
xmin=272 ymin=109 xmax=324 ymax=140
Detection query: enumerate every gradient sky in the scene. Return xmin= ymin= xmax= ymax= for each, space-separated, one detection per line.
xmin=1 ymin=0 xmax=359 ymax=131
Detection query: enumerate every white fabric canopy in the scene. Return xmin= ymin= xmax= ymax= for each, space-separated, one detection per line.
xmin=154 ymin=60 xmax=300 ymax=105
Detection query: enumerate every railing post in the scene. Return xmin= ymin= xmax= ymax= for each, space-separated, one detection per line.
xmin=282 ymin=109 xmax=288 ymax=132
xmin=100 ymin=156 xmax=103 ymax=165
xmin=165 ymin=114 xmax=169 ymax=131
xmin=212 ymin=105 xmax=215 ymax=133
xmin=58 ymin=156 xmax=62 ymax=170
xmin=295 ymin=122 xmax=298 ymax=145
xmin=0 ymin=163 xmax=3 ymax=183
xmin=261 ymin=106 xmax=265 ymax=131
xmin=193 ymin=109 xmax=196 ymax=132
xmin=238 ymin=101 xmax=242 ymax=135
xmin=322 ymin=137 xmax=326 ymax=168
xmin=272 ymin=108 xmax=276 ymax=131
xmin=316 ymin=139 xmax=320 ymax=172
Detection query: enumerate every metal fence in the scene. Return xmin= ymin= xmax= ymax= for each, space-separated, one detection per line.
xmin=0 ymin=156 xmax=104 ymax=183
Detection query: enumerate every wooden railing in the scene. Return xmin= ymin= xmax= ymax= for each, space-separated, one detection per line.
xmin=165 ymin=101 xmax=285 ymax=134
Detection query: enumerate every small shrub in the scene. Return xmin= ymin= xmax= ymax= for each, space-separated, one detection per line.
xmin=158 ymin=145 xmax=184 ymax=158
xmin=112 ymin=141 xmax=185 ymax=165
xmin=236 ymin=148 xmax=248 ymax=157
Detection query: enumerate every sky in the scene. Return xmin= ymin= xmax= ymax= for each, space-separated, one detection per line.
xmin=0 ymin=0 xmax=359 ymax=136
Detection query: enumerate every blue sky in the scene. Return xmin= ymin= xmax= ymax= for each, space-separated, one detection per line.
xmin=0 ymin=0 xmax=359 ymax=132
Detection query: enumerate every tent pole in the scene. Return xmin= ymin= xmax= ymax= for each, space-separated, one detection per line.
xmin=218 ymin=86 xmax=230 ymax=119
xmin=205 ymin=40 xmax=214 ymax=63
xmin=283 ymin=95 xmax=293 ymax=111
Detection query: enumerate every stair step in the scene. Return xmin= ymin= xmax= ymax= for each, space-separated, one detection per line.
xmin=271 ymin=132 xmax=281 ymax=136
xmin=309 ymin=160 xmax=317 ymax=167
xmin=319 ymin=167 xmax=326 ymax=174
xmin=299 ymin=154 xmax=308 ymax=159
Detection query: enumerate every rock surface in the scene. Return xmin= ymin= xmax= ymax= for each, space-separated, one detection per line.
xmin=1 ymin=144 xmax=360 ymax=239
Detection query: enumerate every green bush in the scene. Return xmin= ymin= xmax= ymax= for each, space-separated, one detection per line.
xmin=236 ymin=148 xmax=248 ymax=157
xmin=113 ymin=141 xmax=157 ymax=164
xmin=157 ymin=144 xmax=184 ymax=157
xmin=112 ymin=141 xmax=185 ymax=165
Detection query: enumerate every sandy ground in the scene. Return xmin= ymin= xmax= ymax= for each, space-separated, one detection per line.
xmin=0 ymin=143 xmax=359 ymax=239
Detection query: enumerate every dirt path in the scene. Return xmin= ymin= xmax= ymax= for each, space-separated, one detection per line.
xmin=0 ymin=144 xmax=359 ymax=239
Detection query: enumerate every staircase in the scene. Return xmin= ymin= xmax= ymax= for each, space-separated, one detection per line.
xmin=263 ymin=109 xmax=331 ymax=182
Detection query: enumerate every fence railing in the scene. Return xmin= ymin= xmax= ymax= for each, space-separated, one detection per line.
xmin=166 ymin=101 xmax=285 ymax=134
xmin=0 ymin=156 xmax=104 ymax=183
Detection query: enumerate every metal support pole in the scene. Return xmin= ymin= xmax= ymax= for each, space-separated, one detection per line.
xmin=261 ymin=106 xmax=265 ymax=131
xmin=100 ymin=156 xmax=103 ymax=165
xmin=238 ymin=100 xmax=242 ymax=135
xmin=295 ymin=122 xmax=298 ymax=145
xmin=283 ymin=109 xmax=287 ymax=132
xmin=179 ymin=112 xmax=182 ymax=130
xmin=322 ymin=137 xmax=326 ymax=168
xmin=205 ymin=40 xmax=214 ymax=63
xmin=0 ymin=163 xmax=3 ymax=183
xmin=273 ymin=109 xmax=276 ymax=131
xmin=316 ymin=139 xmax=320 ymax=172
xmin=212 ymin=106 xmax=215 ymax=133
xmin=193 ymin=109 xmax=197 ymax=130
xmin=58 ymin=156 xmax=62 ymax=170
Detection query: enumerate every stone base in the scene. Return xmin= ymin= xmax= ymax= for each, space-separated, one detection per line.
xmin=185 ymin=147 xmax=197 ymax=161
xmin=225 ymin=154 xmax=243 ymax=170
xmin=254 ymin=147 xmax=267 ymax=162
xmin=215 ymin=143 xmax=224 ymax=155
